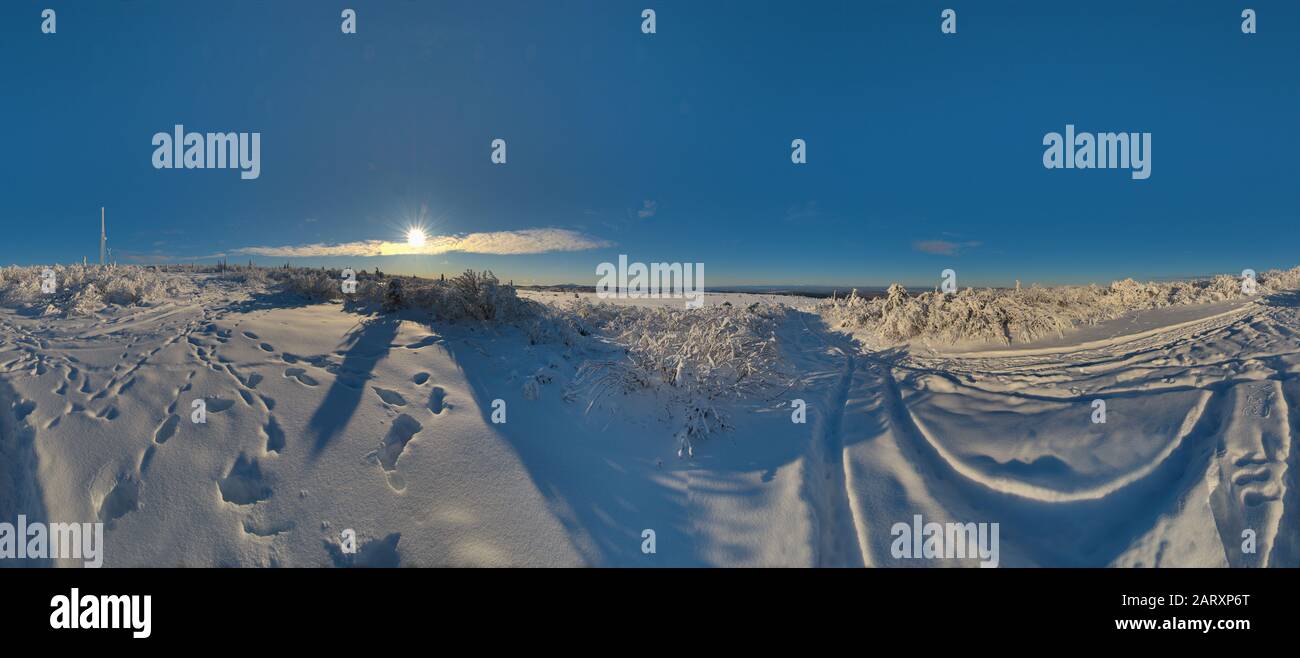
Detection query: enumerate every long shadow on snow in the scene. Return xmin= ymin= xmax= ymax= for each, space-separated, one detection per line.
xmin=437 ymin=311 xmax=843 ymax=566
xmin=1263 ymin=290 xmax=1300 ymax=308
xmin=436 ymin=327 xmax=709 ymax=566
xmin=0 ymin=375 xmax=50 ymax=566
xmin=211 ymin=288 xmax=326 ymax=315
xmin=306 ymin=315 xmax=401 ymax=459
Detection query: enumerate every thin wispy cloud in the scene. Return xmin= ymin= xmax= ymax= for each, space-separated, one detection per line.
xmin=783 ymin=201 xmax=822 ymax=223
xmin=637 ymin=200 xmax=658 ymax=219
xmin=912 ymin=239 xmax=982 ymax=256
xmin=230 ymin=228 xmax=613 ymax=258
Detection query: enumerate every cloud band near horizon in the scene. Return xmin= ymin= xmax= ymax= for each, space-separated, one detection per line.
xmin=912 ymin=239 xmax=982 ymax=256
xmin=227 ymin=228 xmax=613 ymax=258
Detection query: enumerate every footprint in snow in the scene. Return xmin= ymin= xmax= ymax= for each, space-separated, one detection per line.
xmin=427 ymin=387 xmax=447 ymax=414
xmin=205 ymin=397 xmax=236 ymax=412
xmin=372 ymin=387 xmax=407 ymax=406
xmin=154 ymin=415 xmax=180 ymax=444
xmin=218 ymin=454 xmax=273 ymax=505
xmin=284 ymin=368 xmax=318 ymax=387
xmin=366 ymin=414 xmax=422 ymax=492
xmin=262 ymin=417 xmax=286 ymax=453
xmin=97 ymin=475 xmax=140 ymax=528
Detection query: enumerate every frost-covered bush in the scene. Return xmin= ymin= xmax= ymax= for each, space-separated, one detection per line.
xmin=615 ymin=304 xmax=788 ymax=398
xmin=67 ymin=284 xmax=106 ymax=316
xmin=563 ymin=301 xmax=794 ymax=454
xmin=217 ymin=267 xmax=269 ymax=286
xmin=439 ymin=270 xmax=533 ymax=322
xmin=526 ymin=306 xmax=591 ymax=347
xmin=0 ymin=264 xmax=175 ymax=316
xmin=382 ymin=277 xmax=405 ymax=312
xmin=284 ymin=270 xmax=344 ymax=301
xmin=0 ymin=268 xmax=43 ymax=307
xmin=821 ymin=266 xmax=1300 ymax=345
xmin=337 ymin=270 xmax=538 ymax=323
xmin=1259 ymin=266 xmax=1300 ymax=292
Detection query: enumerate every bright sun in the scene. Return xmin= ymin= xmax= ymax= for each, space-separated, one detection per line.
xmin=406 ymin=227 xmax=427 ymax=247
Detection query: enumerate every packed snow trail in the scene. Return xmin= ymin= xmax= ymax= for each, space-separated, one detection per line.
xmin=793 ymin=311 xmax=868 ymax=566
xmin=836 ymin=292 xmax=1300 ymax=566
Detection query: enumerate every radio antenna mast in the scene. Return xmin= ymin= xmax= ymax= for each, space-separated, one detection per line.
xmin=99 ymin=207 xmax=107 ymax=266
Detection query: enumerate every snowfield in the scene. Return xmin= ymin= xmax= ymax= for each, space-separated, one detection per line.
xmin=1 ymin=266 xmax=1297 ymax=566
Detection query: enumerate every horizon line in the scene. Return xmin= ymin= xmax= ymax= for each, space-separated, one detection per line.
xmin=9 ymin=260 xmax=1269 ymax=293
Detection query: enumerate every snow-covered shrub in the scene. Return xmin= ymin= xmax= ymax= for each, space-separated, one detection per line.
xmin=1259 ymin=266 xmax=1300 ymax=292
xmin=0 ymin=265 xmax=176 ymax=316
xmin=100 ymin=270 xmax=168 ymax=306
xmin=284 ymin=270 xmax=343 ymax=301
xmin=821 ymin=266 xmax=1300 ymax=345
xmin=66 ymin=284 xmax=105 ymax=316
xmin=382 ymin=277 xmax=405 ymax=312
xmin=617 ymin=304 xmax=788 ymax=398
xmin=526 ymin=307 xmax=590 ymax=346
xmin=438 ymin=270 xmax=533 ymax=322
xmin=0 ymin=267 xmax=45 ymax=307
xmin=217 ymin=267 xmax=269 ymax=286
xmin=564 ymin=301 xmax=795 ymax=454
xmin=334 ymin=269 xmax=539 ymax=324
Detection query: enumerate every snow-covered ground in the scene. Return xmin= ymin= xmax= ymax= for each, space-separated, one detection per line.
xmin=2 ymin=270 xmax=1297 ymax=566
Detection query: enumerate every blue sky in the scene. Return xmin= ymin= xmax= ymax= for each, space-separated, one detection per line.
xmin=2 ymin=1 xmax=1298 ymax=287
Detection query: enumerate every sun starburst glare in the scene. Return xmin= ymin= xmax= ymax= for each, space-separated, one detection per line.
xmin=406 ymin=226 xmax=427 ymax=247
